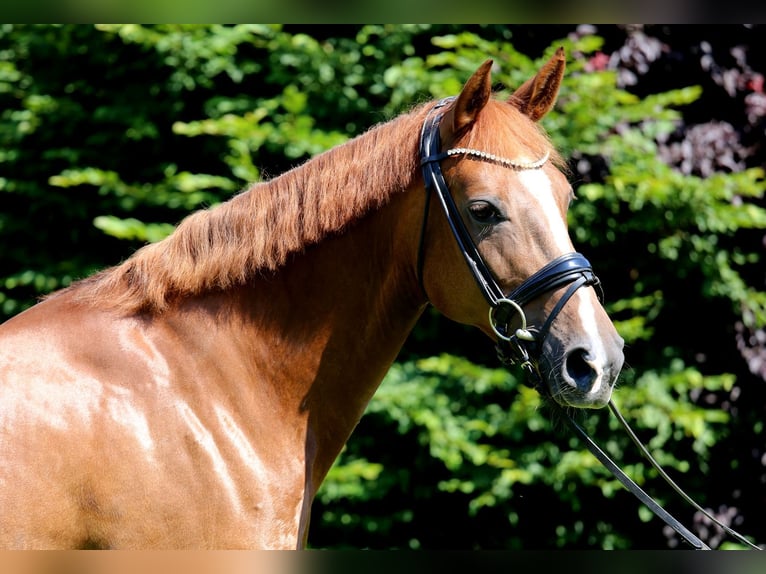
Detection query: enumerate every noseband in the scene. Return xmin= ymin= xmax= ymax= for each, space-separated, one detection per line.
xmin=418 ymin=97 xmax=600 ymax=379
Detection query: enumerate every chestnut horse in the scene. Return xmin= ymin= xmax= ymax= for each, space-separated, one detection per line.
xmin=0 ymin=49 xmax=624 ymax=549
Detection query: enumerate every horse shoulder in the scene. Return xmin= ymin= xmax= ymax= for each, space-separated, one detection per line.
xmin=0 ymin=293 xmax=308 ymax=548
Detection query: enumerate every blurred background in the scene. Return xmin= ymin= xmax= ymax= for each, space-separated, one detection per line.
xmin=0 ymin=24 xmax=764 ymax=549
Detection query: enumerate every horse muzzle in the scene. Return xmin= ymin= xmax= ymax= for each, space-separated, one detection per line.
xmin=545 ymin=332 xmax=624 ymax=408
xmin=492 ymin=253 xmax=624 ymax=409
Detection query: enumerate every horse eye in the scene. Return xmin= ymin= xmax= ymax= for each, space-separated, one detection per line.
xmin=468 ymin=201 xmax=502 ymax=225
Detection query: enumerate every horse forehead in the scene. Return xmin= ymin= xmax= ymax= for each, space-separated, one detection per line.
xmin=515 ymin=167 xmax=572 ymax=252
xmin=460 ymin=157 xmax=568 ymax=204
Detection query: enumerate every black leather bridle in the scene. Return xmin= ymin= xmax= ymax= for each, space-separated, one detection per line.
xmin=417 ymin=97 xmax=761 ymax=551
xmin=418 ymin=97 xmax=601 ymax=373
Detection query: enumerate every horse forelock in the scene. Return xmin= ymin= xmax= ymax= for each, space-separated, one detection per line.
xmin=61 ymin=105 xmax=430 ymax=314
xmin=457 ymin=99 xmax=566 ymax=171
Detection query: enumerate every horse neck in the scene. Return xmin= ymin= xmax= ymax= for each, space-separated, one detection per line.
xmin=231 ymin=184 xmax=427 ymax=488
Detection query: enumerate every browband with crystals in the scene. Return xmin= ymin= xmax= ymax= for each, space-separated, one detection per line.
xmin=421 ymin=147 xmax=550 ymax=171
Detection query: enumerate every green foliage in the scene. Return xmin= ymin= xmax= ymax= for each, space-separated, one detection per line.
xmin=1 ymin=25 xmax=763 ymax=549
xmin=92 ymin=216 xmax=175 ymax=243
xmin=314 ymin=354 xmax=734 ymax=549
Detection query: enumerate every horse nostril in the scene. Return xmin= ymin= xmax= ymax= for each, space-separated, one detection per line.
xmin=565 ymin=348 xmax=597 ymax=391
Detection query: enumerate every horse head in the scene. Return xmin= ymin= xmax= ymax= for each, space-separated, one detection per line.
xmin=419 ymin=49 xmax=625 ymax=408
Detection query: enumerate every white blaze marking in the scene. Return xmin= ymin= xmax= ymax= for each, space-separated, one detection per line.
xmin=516 ymin=169 xmax=572 ymax=253
xmin=517 ymin=168 xmax=607 ymax=394
xmin=576 ymin=292 xmax=607 ymax=395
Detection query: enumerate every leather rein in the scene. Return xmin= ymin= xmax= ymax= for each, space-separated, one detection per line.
xmin=417 ymin=98 xmax=761 ymax=550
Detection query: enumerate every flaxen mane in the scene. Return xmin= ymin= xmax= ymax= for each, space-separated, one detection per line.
xmin=57 ymin=97 xmax=558 ymax=314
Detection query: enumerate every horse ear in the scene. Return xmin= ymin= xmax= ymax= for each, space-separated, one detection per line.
xmin=451 ymin=59 xmax=494 ymax=135
xmin=509 ymin=46 xmax=566 ymax=122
